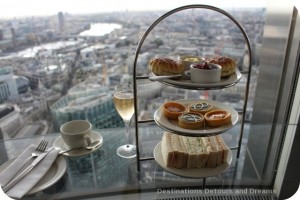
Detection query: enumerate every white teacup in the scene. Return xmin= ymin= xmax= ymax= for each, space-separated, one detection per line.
xmin=60 ymin=120 xmax=92 ymax=150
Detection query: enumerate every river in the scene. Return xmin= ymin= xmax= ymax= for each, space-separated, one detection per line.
xmin=79 ymin=23 xmax=122 ymax=37
xmin=1 ymin=23 xmax=122 ymax=59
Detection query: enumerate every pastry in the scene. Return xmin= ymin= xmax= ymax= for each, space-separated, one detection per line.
xmin=160 ymin=132 xmax=230 ymax=169
xmin=188 ymin=102 xmax=213 ymax=114
xmin=162 ymin=101 xmax=187 ymax=120
xmin=204 ymin=110 xmax=231 ymax=127
xmin=149 ymin=57 xmax=185 ymax=76
xmin=207 ymin=56 xmax=236 ymax=77
xmin=178 ymin=112 xmax=204 ymax=129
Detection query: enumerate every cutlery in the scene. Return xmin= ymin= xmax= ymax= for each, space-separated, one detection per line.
xmin=2 ymin=147 xmax=54 ymax=192
xmin=59 ymin=140 xmax=101 ymax=154
xmin=149 ymin=74 xmax=182 ymax=81
xmin=1 ymin=140 xmax=48 ymax=188
xmin=22 ymin=140 xmax=48 ymax=166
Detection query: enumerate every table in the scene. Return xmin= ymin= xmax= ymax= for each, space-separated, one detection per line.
xmin=0 ymin=125 xmax=261 ymax=200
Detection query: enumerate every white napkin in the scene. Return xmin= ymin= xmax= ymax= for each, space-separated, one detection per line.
xmin=0 ymin=145 xmax=59 ymax=199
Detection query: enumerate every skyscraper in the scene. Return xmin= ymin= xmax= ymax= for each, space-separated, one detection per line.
xmin=0 ymin=29 xmax=3 ymax=41
xmin=10 ymin=28 xmax=16 ymax=48
xmin=58 ymin=12 xmax=65 ymax=35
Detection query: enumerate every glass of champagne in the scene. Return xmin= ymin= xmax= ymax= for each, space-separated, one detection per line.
xmin=113 ymin=84 xmax=136 ymax=158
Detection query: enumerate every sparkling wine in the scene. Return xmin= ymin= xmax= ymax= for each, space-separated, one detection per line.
xmin=113 ymin=91 xmax=134 ymax=121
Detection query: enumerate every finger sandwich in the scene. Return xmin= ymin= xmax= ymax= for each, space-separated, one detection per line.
xmin=161 ymin=132 xmax=229 ymax=169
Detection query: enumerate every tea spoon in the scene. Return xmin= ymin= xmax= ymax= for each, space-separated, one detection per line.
xmin=59 ymin=140 xmax=101 ymax=154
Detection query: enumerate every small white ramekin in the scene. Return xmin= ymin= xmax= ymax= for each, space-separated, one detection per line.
xmin=190 ymin=63 xmax=222 ymax=84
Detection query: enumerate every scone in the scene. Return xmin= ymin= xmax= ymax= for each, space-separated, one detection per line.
xmin=178 ymin=112 xmax=205 ymax=129
xmin=149 ymin=57 xmax=185 ymax=75
xmin=207 ymin=56 xmax=236 ymax=77
xmin=188 ymin=102 xmax=213 ymax=114
xmin=162 ymin=101 xmax=187 ymax=120
xmin=204 ymin=110 xmax=231 ymax=127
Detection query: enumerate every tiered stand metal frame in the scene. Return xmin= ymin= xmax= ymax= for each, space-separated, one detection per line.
xmin=132 ymin=4 xmax=252 ymax=186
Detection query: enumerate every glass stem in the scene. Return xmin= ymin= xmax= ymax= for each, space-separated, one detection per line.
xmin=124 ymin=120 xmax=130 ymax=147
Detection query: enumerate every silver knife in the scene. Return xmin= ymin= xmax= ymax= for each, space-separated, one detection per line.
xmin=2 ymin=147 xmax=54 ymax=192
xmin=149 ymin=74 xmax=182 ymax=81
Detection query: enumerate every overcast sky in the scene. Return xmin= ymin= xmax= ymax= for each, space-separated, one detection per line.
xmin=1 ymin=0 xmax=299 ymax=19
xmin=0 ymin=0 xmax=270 ymax=19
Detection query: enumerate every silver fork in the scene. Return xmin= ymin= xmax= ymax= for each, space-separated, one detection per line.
xmin=19 ymin=140 xmax=48 ymax=169
xmin=20 ymin=140 xmax=48 ymax=161
xmin=17 ymin=140 xmax=48 ymax=166
xmin=31 ymin=140 xmax=48 ymax=158
xmin=22 ymin=140 xmax=48 ymax=165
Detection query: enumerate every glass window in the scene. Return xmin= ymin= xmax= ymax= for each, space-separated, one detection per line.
xmin=0 ymin=1 xmax=299 ymax=199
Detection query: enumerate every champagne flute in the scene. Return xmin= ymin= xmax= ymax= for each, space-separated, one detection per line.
xmin=113 ymin=84 xmax=136 ymax=158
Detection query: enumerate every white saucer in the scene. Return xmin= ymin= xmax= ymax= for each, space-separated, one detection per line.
xmin=53 ymin=131 xmax=103 ymax=157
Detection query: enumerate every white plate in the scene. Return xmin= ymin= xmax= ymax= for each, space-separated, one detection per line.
xmin=154 ymin=99 xmax=239 ymax=136
xmin=53 ymin=131 xmax=103 ymax=157
xmin=161 ymin=70 xmax=242 ymax=89
xmin=0 ymin=156 xmax=66 ymax=195
xmin=154 ymin=142 xmax=232 ymax=178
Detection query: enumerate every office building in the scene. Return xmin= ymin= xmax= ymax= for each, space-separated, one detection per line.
xmin=0 ymin=104 xmax=22 ymax=138
xmin=50 ymin=81 xmax=123 ymax=131
xmin=58 ymin=12 xmax=65 ymax=35
xmin=0 ymin=67 xmax=29 ymax=101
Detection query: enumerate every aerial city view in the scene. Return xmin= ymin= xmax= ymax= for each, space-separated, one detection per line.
xmin=0 ymin=6 xmax=265 ymax=140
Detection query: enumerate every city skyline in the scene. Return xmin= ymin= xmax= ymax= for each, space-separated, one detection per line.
xmin=0 ymin=7 xmax=263 ymax=139
xmin=0 ymin=0 xmax=268 ymax=19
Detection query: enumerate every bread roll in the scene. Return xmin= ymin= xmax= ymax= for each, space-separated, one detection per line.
xmin=208 ymin=56 xmax=236 ymax=77
xmin=149 ymin=57 xmax=185 ymax=75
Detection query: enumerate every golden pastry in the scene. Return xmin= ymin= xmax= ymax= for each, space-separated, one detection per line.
xmin=207 ymin=56 xmax=236 ymax=77
xmin=149 ymin=57 xmax=185 ymax=75
xmin=204 ymin=110 xmax=231 ymax=127
xmin=178 ymin=112 xmax=204 ymax=129
xmin=162 ymin=101 xmax=187 ymax=120
xmin=188 ymin=102 xmax=213 ymax=114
